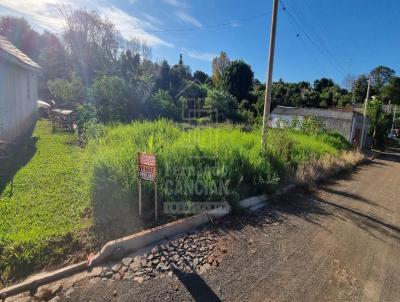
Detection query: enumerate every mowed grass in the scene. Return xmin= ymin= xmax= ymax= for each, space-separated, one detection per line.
xmin=0 ymin=120 xmax=90 ymax=280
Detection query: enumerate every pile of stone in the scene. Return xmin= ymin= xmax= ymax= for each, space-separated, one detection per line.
xmin=99 ymin=229 xmax=227 ymax=283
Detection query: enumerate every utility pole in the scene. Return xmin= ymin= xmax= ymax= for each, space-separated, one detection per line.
xmin=261 ymin=0 xmax=279 ymax=152
xmin=392 ymin=104 xmax=397 ymax=130
xmin=360 ymin=78 xmax=371 ymax=150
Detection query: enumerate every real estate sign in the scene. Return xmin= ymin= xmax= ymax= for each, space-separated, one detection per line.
xmin=137 ymin=152 xmax=157 ymax=181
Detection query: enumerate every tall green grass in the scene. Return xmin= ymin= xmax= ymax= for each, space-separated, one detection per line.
xmin=85 ymin=120 xmax=350 ymax=229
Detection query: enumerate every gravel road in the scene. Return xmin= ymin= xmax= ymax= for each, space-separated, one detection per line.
xmin=63 ymin=148 xmax=400 ymax=302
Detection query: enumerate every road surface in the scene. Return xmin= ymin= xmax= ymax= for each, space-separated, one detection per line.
xmin=64 ymin=148 xmax=400 ymax=302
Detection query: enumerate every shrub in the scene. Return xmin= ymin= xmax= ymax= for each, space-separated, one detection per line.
xmin=91 ymin=75 xmax=128 ymax=123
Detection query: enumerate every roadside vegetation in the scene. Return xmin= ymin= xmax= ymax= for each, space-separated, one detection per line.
xmin=0 ymin=118 xmax=354 ymax=284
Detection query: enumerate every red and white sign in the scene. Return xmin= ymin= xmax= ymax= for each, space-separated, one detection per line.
xmin=138 ymin=152 xmax=157 ymax=181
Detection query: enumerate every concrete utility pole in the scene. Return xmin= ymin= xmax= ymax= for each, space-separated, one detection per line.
xmin=392 ymin=104 xmax=397 ymax=130
xmin=360 ymin=78 xmax=371 ymax=150
xmin=261 ymin=0 xmax=279 ymax=152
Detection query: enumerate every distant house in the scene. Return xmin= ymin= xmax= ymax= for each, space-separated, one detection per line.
xmin=0 ymin=35 xmax=41 ymax=146
xmin=270 ymin=106 xmax=370 ymax=148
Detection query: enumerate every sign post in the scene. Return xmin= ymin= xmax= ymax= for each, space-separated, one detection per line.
xmin=137 ymin=152 xmax=158 ymax=221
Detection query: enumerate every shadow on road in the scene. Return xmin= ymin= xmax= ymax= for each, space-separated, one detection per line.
xmin=173 ymin=269 xmax=221 ymax=302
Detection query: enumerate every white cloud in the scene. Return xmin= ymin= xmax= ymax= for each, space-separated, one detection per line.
xmin=175 ymin=11 xmax=202 ymax=27
xmin=184 ymin=49 xmax=217 ymax=62
xmin=0 ymin=0 xmax=67 ymax=32
xmin=99 ymin=6 xmax=172 ymax=47
xmin=163 ymin=0 xmax=181 ymax=7
xmin=141 ymin=13 xmax=163 ymax=26
xmin=0 ymin=0 xmax=172 ymax=48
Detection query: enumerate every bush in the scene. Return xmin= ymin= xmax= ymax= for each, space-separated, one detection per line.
xmin=91 ymin=75 xmax=128 ymax=123
xmin=76 ymin=103 xmax=97 ymax=135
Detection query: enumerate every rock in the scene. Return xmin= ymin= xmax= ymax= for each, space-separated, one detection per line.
xmin=202 ymin=263 xmax=211 ymax=271
xmin=89 ymin=277 xmax=101 ymax=284
xmin=141 ymin=259 xmax=147 ymax=267
xmin=147 ymin=254 xmax=154 ymax=261
xmin=4 ymin=292 xmax=31 ymax=302
xmin=122 ymin=257 xmax=133 ymax=266
xmin=101 ymin=270 xmax=113 ymax=278
xmin=65 ymin=287 xmax=74 ymax=297
xmin=161 ymin=265 xmax=170 ymax=272
xmin=133 ymin=276 xmax=144 ymax=283
xmin=193 ymin=258 xmax=199 ymax=266
xmin=34 ymin=287 xmax=54 ymax=301
xmin=111 ymin=263 xmax=122 ymax=272
xmin=152 ymin=259 xmax=160 ymax=266
xmin=49 ymin=297 xmax=61 ymax=302
xmin=130 ymin=260 xmax=141 ymax=270
xmin=113 ymin=290 xmax=117 ymax=297
xmin=167 ymin=271 xmax=173 ymax=277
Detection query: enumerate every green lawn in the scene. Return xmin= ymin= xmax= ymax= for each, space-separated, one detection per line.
xmin=0 ymin=120 xmax=90 ymax=280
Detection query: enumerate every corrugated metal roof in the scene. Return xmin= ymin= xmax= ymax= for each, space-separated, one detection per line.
xmin=0 ymin=35 xmax=41 ymax=71
xmin=271 ymin=106 xmax=355 ymax=120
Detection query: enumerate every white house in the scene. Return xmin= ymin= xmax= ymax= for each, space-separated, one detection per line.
xmin=0 ymin=35 xmax=41 ymax=146
xmin=271 ymin=106 xmax=371 ymax=148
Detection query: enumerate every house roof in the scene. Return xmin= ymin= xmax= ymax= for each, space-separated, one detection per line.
xmin=0 ymin=35 xmax=41 ymax=71
xmin=271 ymin=106 xmax=355 ymax=120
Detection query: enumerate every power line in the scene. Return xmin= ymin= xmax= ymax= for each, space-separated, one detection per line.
xmin=130 ymin=12 xmax=270 ymax=33
xmin=279 ymin=0 xmax=347 ymax=78
xmin=290 ymin=0 xmax=348 ymax=76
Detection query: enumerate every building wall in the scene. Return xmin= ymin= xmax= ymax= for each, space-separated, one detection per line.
xmin=0 ymin=61 xmax=38 ymax=143
xmin=271 ymin=113 xmax=353 ymax=141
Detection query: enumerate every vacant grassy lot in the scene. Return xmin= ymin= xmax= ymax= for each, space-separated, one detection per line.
xmin=0 ymin=120 xmax=90 ymax=282
xmin=0 ymin=119 xmax=351 ymax=284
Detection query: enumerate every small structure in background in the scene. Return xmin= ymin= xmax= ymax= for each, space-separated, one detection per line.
xmin=50 ymin=109 xmax=76 ymax=132
xmin=0 ymin=35 xmax=41 ymax=148
xmin=270 ymin=106 xmax=371 ymax=149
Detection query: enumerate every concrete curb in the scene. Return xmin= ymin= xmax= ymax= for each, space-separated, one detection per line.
xmin=0 ymin=205 xmax=230 ymax=299
xmin=239 ymin=184 xmax=297 ymax=212
xmin=90 ymin=205 xmax=231 ymax=266
xmin=0 ymin=261 xmax=88 ymax=299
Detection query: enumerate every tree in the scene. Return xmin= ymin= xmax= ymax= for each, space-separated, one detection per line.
xmin=48 ymin=73 xmax=86 ymax=105
xmin=0 ymin=16 xmax=40 ymax=60
xmin=149 ymin=89 xmax=177 ymax=119
xmin=220 ymin=60 xmax=254 ymax=101
xmin=211 ymin=51 xmax=230 ymax=86
xmin=367 ymin=98 xmax=388 ymax=148
xmin=370 ymin=65 xmax=395 ymax=93
xmin=37 ymin=31 xmax=70 ymax=99
xmin=313 ymin=78 xmax=334 ymax=92
xmin=193 ymin=70 xmax=210 ymax=84
xmin=61 ymin=8 xmax=119 ymax=84
xmin=91 ymin=75 xmax=128 ymax=122
xmin=205 ymin=89 xmax=238 ymax=121
xmin=352 ymin=75 xmax=370 ymax=103
xmin=155 ymin=60 xmax=171 ymax=91
xmin=381 ymin=76 xmax=400 ymax=105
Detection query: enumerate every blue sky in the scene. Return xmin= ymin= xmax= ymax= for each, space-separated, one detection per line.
xmin=1 ymin=0 xmax=400 ymax=87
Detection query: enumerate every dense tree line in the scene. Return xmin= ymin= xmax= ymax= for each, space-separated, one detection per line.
xmin=1 ymin=10 xmax=400 ymax=127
